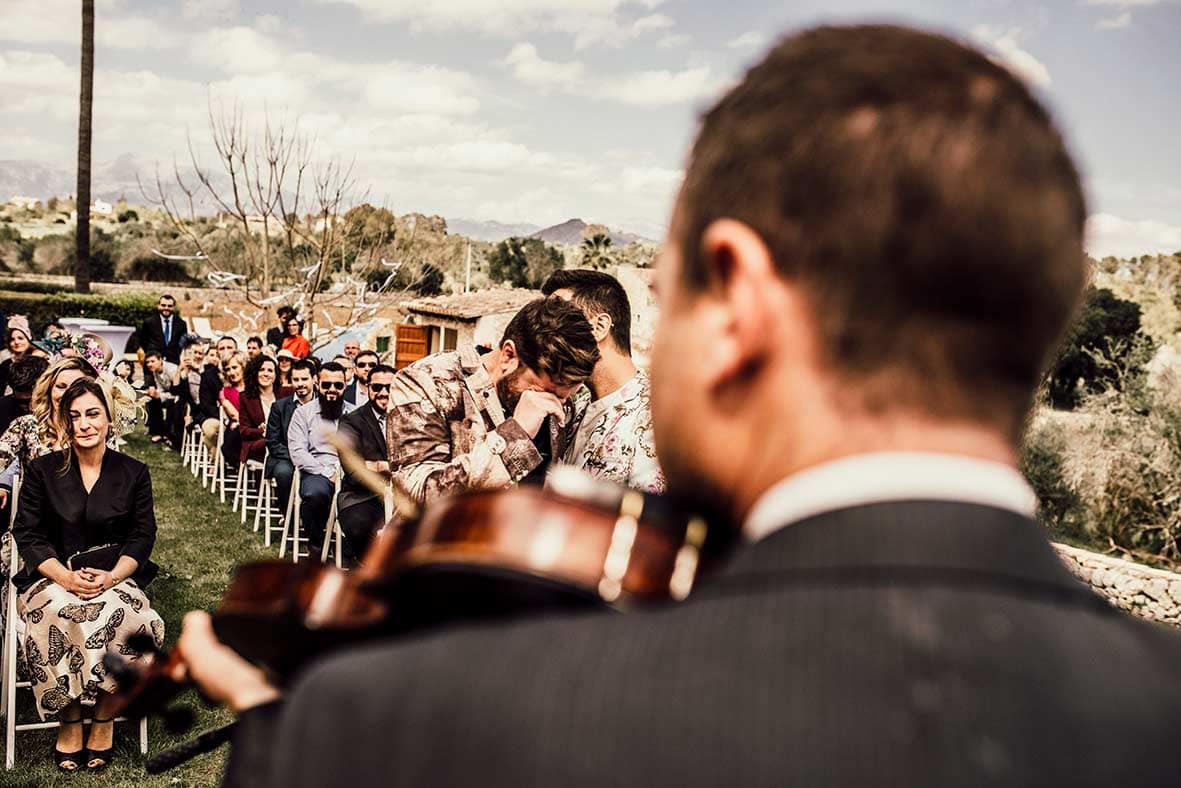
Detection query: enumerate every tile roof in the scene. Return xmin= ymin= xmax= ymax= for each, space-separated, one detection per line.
xmin=402 ymin=288 xmax=540 ymax=320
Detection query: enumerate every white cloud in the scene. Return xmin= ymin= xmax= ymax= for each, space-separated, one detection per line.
xmin=1086 ymin=214 xmax=1181 ymax=258
xmin=502 ymin=43 xmax=585 ymax=90
xmin=0 ymin=1 xmax=177 ymax=50
xmin=1096 ymin=11 xmax=1133 ymax=28
xmin=255 ymin=14 xmax=283 ymax=34
xmin=657 ymin=33 xmax=691 ymax=48
xmin=727 ymin=31 xmax=765 ymax=49
xmin=631 ymin=14 xmax=674 ymax=34
xmin=970 ymin=26 xmax=1052 ymax=88
xmin=183 ymin=0 xmax=240 ymax=23
xmin=361 ymin=63 xmax=481 ymax=116
xmin=191 ymin=27 xmax=286 ymax=73
xmin=500 ymin=44 xmax=725 ymax=106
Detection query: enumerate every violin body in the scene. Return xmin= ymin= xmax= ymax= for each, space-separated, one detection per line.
xmin=108 ymin=469 xmax=711 ymax=721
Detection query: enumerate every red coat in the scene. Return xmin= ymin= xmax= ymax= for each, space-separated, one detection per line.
xmin=239 ymin=386 xmax=293 ymax=463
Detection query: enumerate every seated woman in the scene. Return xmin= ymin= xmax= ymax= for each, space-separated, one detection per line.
xmin=219 ymin=351 xmax=248 ymax=469
xmin=12 ymin=378 xmax=164 ymax=773
xmin=0 ymin=316 xmax=34 ymax=396
xmin=281 ymin=317 xmax=310 ymax=360
xmin=0 ymin=356 xmax=99 ymax=472
xmin=239 ymin=354 xmax=292 ymax=464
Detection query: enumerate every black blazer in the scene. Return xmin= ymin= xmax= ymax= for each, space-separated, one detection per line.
xmin=264 ymin=395 xmax=301 ymax=475
xmin=12 ymin=449 xmax=158 ymax=593
xmin=138 ymin=313 xmax=188 ymax=364
xmin=224 ymin=501 xmax=1181 ymax=788
xmin=337 ymin=402 xmax=387 ymax=510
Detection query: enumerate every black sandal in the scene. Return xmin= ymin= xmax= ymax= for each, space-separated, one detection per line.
xmin=85 ymin=717 xmax=115 ymax=772
xmin=53 ymin=719 xmax=84 ymax=773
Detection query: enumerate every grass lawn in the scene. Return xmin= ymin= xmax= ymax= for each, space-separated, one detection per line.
xmin=0 ymin=431 xmax=279 ymax=788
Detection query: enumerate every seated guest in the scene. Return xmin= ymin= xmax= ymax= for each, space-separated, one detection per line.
xmin=281 ymin=317 xmax=310 ymax=360
xmin=142 ymin=350 xmax=179 ymax=446
xmin=389 ymin=298 xmax=598 ymax=504
xmin=542 ymin=269 xmax=665 ymax=493
xmin=240 ymin=355 xmax=293 ymax=464
xmin=276 ymin=349 xmax=295 ymax=388
xmin=0 ymin=315 xmax=34 ymax=396
xmin=287 ymin=361 xmax=353 ymax=559
xmin=344 ymin=350 xmax=378 ymax=407
xmin=219 ymin=351 xmax=248 ymax=469
xmin=336 ymin=364 xmax=396 ymax=564
xmin=111 ymin=359 xmax=135 ymax=386
xmin=334 ymin=355 xmax=354 ymax=385
xmin=0 ymin=357 xmax=99 ymax=474
xmin=0 ymin=355 xmax=49 ymax=517
xmin=13 ymin=377 xmax=163 ymax=772
xmin=215 ymin=335 xmax=239 ymax=364
xmin=265 ymin=359 xmax=317 ymax=518
xmin=266 ymin=305 xmax=295 ymax=351
xmin=246 ymin=336 xmax=264 ymax=360
xmin=0 ymin=354 xmax=49 ymax=435
xmin=176 ymin=344 xmax=224 ymax=456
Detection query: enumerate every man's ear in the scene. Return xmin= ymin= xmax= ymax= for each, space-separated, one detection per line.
xmin=497 ymin=340 xmax=520 ymax=376
xmin=698 ymin=219 xmax=780 ymax=394
xmin=590 ymin=313 xmax=612 ymax=345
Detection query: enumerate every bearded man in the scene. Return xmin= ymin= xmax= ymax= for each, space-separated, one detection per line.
xmin=178 ymin=24 xmax=1181 ymax=788
xmin=387 ymin=297 xmax=598 ymax=504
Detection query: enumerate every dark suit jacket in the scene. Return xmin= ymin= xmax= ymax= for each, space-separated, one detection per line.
xmin=337 ymin=402 xmax=387 ymax=511
xmin=223 ymin=501 xmax=1181 ymax=787
xmin=138 ymin=313 xmax=188 ymax=363
xmin=12 ymin=450 xmax=158 ymax=592
xmin=264 ymin=395 xmax=301 ymax=476
xmin=343 ymin=379 xmax=360 ymax=405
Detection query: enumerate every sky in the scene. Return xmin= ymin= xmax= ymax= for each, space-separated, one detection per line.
xmin=0 ymin=0 xmax=1178 ymax=257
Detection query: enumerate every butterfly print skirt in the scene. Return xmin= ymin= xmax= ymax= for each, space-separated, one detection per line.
xmin=17 ymin=577 xmax=164 ymax=719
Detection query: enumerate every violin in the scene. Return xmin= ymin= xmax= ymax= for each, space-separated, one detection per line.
xmin=105 ymin=466 xmax=713 ymax=729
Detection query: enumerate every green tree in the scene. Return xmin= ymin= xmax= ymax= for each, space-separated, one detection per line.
xmin=1046 ymin=287 xmax=1149 ymax=409
xmin=488 ymin=237 xmax=563 ymax=288
xmin=416 ymin=262 xmax=444 ymax=296
xmin=580 ymin=232 xmax=615 ymax=270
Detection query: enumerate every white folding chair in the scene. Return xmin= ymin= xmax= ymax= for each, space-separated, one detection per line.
xmin=236 ymin=460 xmax=266 ymax=525
xmin=251 ymin=455 xmax=285 ymax=546
xmin=319 ymin=473 xmax=344 ymax=569
xmin=1 ymin=475 xmax=148 ymax=769
xmin=277 ymin=467 xmax=305 ymax=562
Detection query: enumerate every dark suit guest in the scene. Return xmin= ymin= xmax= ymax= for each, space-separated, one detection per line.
xmin=143 ymin=350 xmax=179 ymax=446
xmin=265 ymin=359 xmax=317 ymax=517
xmin=14 ymin=378 xmax=164 ymax=772
xmin=136 ymin=294 xmax=187 ymax=364
xmin=239 ymin=355 xmax=292 ymax=464
xmin=177 ymin=25 xmax=1181 ymax=788
xmin=336 ymin=364 xmax=395 ymax=564
xmin=343 ymin=350 xmax=378 ymax=407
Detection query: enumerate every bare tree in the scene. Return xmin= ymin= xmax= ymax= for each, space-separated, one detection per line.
xmin=143 ymin=100 xmax=428 ymax=349
xmin=74 ymin=0 xmax=94 ymax=294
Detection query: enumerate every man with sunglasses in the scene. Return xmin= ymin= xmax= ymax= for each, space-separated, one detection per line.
xmin=287 ymin=361 xmax=355 ymax=560
xmin=336 ymin=364 xmax=397 ymax=564
xmin=345 ymin=349 xmax=379 ymax=407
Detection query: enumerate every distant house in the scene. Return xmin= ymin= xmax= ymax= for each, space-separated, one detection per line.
xmin=91 ymin=199 xmax=113 ymax=215
xmin=8 ymin=196 xmax=41 ymax=210
xmin=397 ymin=288 xmax=540 ymax=367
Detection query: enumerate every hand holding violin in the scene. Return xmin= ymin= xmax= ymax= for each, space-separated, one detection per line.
xmin=176 ymin=611 xmax=280 ymax=713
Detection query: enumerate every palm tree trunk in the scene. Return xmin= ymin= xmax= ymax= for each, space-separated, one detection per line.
xmin=74 ymin=0 xmax=94 ymax=294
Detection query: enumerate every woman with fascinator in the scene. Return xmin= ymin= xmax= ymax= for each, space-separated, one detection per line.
xmin=12 ymin=377 xmax=163 ymax=773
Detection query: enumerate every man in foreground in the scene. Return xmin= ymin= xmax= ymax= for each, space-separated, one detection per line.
xmin=542 ymin=269 xmax=664 ymax=493
xmin=179 ymin=24 xmax=1181 ymax=787
xmin=337 ymin=363 xmax=397 ymax=563
xmin=287 ymin=361 xmax=354 ymax=558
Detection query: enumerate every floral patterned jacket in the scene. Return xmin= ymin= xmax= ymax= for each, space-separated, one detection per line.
xmin=563 ymin=369 xmax=665 ymax=494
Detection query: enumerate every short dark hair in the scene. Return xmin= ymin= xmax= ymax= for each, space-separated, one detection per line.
xmin=10 ymin=355 xmax=49 ymax=395
xmin=278 ymin=305 xmax=295 ymax=320
xmin=368 ymin=364 xmax=396 ymax=379
xmin=675 ymin=25 xmax=1087 ymax=437
xmin=320 ymin=361 xmax=346 ymax=378
xmin=541 ymin=269 xmax=632 ymax=356
xmin=291 ymin=359 xmax=318 ymax=378
xmin=501 ymin=298 xmax=599 ymax=387
xmin=355 ymin=350 xmax=380 ymax=364
xmin=217 ymin=335 xmax=238 ymax=347
xmin=247 ymin=335 xmax=263 ymax=347
xmin=159 ymin=294 xmax=175 ymax=303
xmin=243 ymin=354 xmax=278 ymax=400
xmin=144 ymin=349 xmax=163 ymax=361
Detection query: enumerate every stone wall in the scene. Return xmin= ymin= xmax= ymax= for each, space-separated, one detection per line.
xmin=1054 ymin=543 xmax=1181 ymax=626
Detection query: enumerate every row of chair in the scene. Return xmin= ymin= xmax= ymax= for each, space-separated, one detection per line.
xmin=180 ymin=418 xmax=347 ymax=568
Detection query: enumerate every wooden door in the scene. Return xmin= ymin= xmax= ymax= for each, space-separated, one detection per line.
xmin=395 ymin=323 xmax=429 ymax=369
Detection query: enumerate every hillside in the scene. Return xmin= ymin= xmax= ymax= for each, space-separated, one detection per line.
xmin=530 ymin=218 xmax=652 ymax=247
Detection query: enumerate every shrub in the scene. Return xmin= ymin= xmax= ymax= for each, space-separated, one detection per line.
xmin=123 ymin=255 xmax=196 ymax=283
xmin=117 ymin=209 xmax=139 ymax=223
xmin=0 ymin=291 xmax=160 ymax=340
xmin=487 ymin=237 xmax=562 ymax=288
xmin=1020 ymin=422 xmax=1085 ymax=538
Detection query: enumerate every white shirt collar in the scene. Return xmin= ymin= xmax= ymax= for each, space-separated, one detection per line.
xmin=744 ymin=452 xmax=1037 ymax=542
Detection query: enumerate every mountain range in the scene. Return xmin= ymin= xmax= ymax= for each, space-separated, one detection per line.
xmin=1 ymin=156 xmax=658 ymax=245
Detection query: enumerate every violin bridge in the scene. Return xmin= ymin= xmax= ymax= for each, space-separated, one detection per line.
xmin=669 ymin=516 xmax=708 ymax=601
